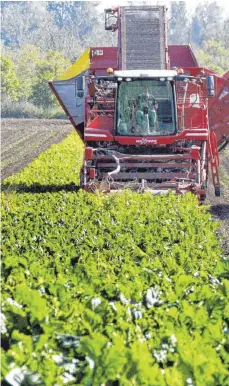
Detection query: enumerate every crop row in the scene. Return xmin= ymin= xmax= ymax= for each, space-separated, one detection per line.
xmin=1 ymin=131 xmax=229 ymax=385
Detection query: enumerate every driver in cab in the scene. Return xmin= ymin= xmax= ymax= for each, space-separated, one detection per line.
xmin=134 ymin=89 xmax=158 ymax=135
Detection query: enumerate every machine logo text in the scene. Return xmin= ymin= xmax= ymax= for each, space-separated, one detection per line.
xmin=136 ymin=138 xmax=158 ymax=145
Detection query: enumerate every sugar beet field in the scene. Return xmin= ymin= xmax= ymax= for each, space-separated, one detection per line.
xmin=1 ymin=119 xmax=229 ymax=386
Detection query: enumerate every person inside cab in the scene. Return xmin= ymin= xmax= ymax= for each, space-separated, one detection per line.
xmin=135 ymin=89 xmax=159 ymax=135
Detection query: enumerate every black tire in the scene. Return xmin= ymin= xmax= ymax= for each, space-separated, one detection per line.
xmin=215 ymin=186 xmax=221 ymax=197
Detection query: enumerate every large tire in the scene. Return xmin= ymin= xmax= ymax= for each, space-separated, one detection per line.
xmin=215 ymin=186 xmax=221 ymax=197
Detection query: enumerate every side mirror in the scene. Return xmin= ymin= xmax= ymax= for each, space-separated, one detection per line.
xmin=105 ymin=8 xmax=118 ymax=31
xmin=206 ymin=75 xmax=215 ymax=97
xmin=76 ymin=76 xmax=85 ymax=98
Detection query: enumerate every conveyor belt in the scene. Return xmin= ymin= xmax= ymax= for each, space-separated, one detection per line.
xmin=120 ymin=6 xmax=167 ymax=70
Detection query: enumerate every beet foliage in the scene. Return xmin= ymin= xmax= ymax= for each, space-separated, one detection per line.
xmin=1 ymin=131 xmax=229 ymax=386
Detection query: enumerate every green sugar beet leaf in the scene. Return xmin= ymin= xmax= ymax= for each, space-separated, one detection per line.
xmin=15 ymin=284 xmax=49 ymax=324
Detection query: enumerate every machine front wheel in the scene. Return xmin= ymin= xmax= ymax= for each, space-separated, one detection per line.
xmin=215 ymin=186 xmax=221 ymax=197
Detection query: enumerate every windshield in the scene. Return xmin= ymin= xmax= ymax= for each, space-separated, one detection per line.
xmin=117 ymin=79 xmax=176 ymax=136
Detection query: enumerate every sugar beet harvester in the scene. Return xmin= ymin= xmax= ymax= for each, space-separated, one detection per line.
xmin=49 ymin=6 xmax=229 ymax=201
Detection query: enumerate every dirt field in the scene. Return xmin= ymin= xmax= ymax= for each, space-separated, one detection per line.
xmin=1 ymin=119 xmax=73 ymax=181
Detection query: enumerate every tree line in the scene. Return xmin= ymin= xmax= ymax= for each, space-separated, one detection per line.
xmin=1 ymin=1 xmax=228 ymax=117
xmin=169 ymin=1 xmax=229 ymax=74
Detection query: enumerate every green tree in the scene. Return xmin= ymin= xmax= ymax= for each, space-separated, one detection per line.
xmin=12 ymin=45 xmax=42 ymax=100
xmin=191 ymin=2 xmax=224 ymax=46
xmin=196 ymin=39 xmax=229 ymax=74
xmin=168 ymin=2 xmax=190 ymax=44
xmin=45 ymin=1 xmax=111 ymax=58
xmin=1 ymin=55 xmax=21 ymax=101
xmin=1 ymin=1 xmax=113 ymax=60
xmin=29 ymin=50 xmax=70 ymax=107
xmin=1 ymin=46 xmax=70 ymax=109
xmin=1 ymin=2 xmax=46 ymax=49
xmin=222 ymin=18 xmax=229 ymax=48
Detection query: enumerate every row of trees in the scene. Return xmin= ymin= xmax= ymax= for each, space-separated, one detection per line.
xmin=169 ymin=2 xmax=229 ymax=75
xmin=1 ymin=2 xmax=111 ymax=58
xmin=1 ymin=1 xmax=110 ymax=116
xmin=169 ymin=1 xmax=228 ymax=47
xmin=1 ymin=1 xmax=229 ymax=115
xmin=1 ymin=47 xmax=70 ymax=106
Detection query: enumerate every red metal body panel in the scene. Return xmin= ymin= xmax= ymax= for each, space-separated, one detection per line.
xmin=85 ymin=116 xmax=114 ymax=142
xmin=179 ymin=68 xmax=229 ymax=143
xmin=90 ymin=46 xmax=201 ymax=73
xmin=176 ymin=80 xmax=208 ymax=130
xmin=85 ymin=120 xmax=209 ymax=145
xmin=180 ymin=67 xmax=214 ymax=77
xmin=168 ymin=45 xmax=199 ymax=68
xmin=90 ymin=47 xmax=118 ymax=72
xmin=174 ymin=67 xmax=229 ymax=144
xmin=114 ymin=130 xmax=209 ymax=146
xmin=208 ymin=74 xmax=229 ymax=143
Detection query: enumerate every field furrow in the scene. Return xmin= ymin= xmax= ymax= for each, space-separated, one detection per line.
xmin=1 ymin=119 xmax=73 ymax=180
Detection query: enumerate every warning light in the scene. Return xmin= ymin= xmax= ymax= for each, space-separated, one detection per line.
xmin=177 ymin=68 xmax=184 ymax=74
xmin=107 ymin=67 xmax=114 ymax=74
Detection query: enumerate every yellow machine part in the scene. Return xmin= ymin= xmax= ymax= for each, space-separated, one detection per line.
xmin=57 ymin=48 xmax=90 ymax=81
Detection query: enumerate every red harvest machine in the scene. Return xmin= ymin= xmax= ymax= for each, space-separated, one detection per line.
xmin=49 ymin=6 xmax=229 ymax=201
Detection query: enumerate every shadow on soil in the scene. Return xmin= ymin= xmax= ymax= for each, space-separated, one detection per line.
xmin=1 ymin=182 xmax=80 ymax=194
xmin=210 ymin=204 xmax=229 ymax=220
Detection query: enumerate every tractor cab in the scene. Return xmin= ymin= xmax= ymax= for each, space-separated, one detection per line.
xmin=114 ymin=70 xmax=177 ymax=137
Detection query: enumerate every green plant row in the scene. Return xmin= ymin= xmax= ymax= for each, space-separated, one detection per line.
xmin=1 ymin=132 xmax=229 ymax=386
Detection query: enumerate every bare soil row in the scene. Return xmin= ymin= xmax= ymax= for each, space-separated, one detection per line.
xmin=1 ymin=118 xmax=73 ymax=181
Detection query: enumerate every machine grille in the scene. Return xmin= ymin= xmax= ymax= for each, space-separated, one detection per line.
xmin=120 ymin=6 xmax=167 ymax=70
